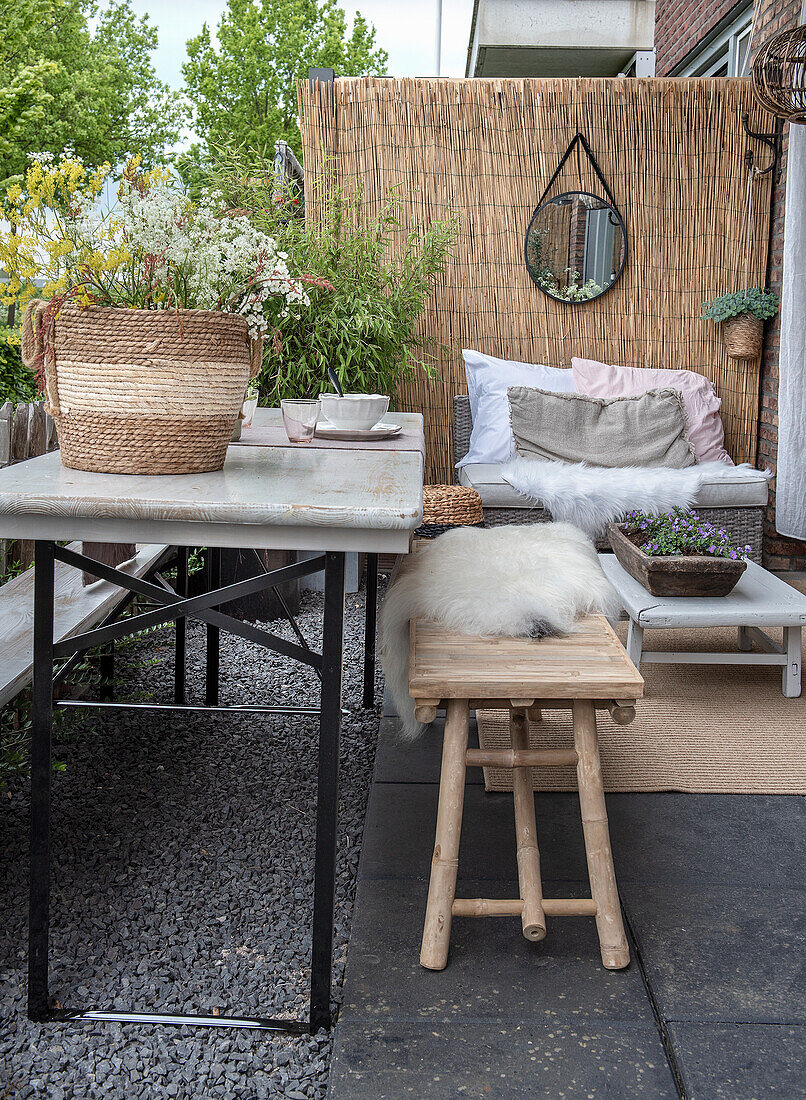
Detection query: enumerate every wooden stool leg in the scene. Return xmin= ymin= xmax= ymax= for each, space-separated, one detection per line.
xmin=510 ymin=709 xmax=547 ymax=942
xmin=420 ymin=698 xmax=470 ymax=970
xmin=572 ymin=700 xmax=630 ymax=970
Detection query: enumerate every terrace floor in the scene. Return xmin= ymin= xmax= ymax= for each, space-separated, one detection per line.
xmin=328 ymin=697 xmax=806 ymax=1099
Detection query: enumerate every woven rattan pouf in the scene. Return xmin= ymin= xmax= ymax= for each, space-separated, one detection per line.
xmin=416 ymin=484 xmax=484 ymax=538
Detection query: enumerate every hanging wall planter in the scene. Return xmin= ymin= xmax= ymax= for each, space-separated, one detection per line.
xmin=721 ymin=313 xmax=764 ymax=360
xmin=701 ymin=288 xmax=779 ymax=362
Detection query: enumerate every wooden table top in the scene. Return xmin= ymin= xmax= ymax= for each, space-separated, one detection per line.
xmin=0 ymin=414 xmax=424 ymax=552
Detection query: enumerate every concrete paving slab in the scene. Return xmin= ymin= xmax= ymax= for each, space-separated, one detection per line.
xmin=668 ymin=1022 xmax=806 ymax=1099
xmin=340 ymin=876 xmax=653 ymax=1024
xmin=373 ymin=714 xmax=483 ymax=784
xmin=623 ymin=884 xmax=806 ymax=1023
xmin=607 ymin=794 xmax=806 ymax=887
xmin=329 ymin=1019 xmax=678 ymax=1099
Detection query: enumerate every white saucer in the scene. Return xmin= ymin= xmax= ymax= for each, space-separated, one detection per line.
xmin=315 ymin=421 xmax=402 ymax=441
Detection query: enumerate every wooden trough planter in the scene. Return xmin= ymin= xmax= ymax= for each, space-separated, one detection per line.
xmin=607 ymin=522 xmax=747 ymax=597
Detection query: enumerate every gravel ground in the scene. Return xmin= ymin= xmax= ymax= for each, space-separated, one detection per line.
xmin=0 ymin=583 xmax=384 ymax=1098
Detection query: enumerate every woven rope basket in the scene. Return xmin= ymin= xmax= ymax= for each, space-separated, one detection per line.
xmin=722 ymin=313 xmax=764 ymax=361
xmin=21 ymin=302 xmax=260 ymax=475
xmin=416 ymin=484 xmax=484 ymax=538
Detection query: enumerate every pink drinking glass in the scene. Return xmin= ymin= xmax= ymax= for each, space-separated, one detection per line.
xmin=281 ymin=398 xmax=320 ymax=443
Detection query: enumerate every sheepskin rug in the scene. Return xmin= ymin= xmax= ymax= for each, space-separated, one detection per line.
xmin=500 ymin=458 xmax=770 ymax=539
xmin=380 ymin=523 xmax=619 ymax=739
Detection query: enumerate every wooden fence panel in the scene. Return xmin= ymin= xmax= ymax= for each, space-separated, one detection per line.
xmin=300 ymin=77 xmax=773 ymax=483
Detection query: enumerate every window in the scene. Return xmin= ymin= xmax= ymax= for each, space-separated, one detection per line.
xmin=677 ymin=5 xmax=754 ymax=78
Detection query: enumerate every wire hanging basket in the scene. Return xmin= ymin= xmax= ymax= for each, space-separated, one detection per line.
xmin=752 ymin=26 xmax=806 ymax=122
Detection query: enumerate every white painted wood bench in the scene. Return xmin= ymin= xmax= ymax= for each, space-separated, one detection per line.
xmin=0 ymin=542 xmax=171 ymax=708
xmin=600 ymin=555 xmax=806 ymax=698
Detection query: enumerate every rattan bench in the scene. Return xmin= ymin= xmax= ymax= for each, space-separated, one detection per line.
xmin=451 ymin=394 xmax=766 ymax=562
xmin=410 ymin=614 xmax=644 ymax=971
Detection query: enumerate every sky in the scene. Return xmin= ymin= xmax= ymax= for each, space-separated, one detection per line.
xmin=127 ymin=0 xmax=476 ymax=91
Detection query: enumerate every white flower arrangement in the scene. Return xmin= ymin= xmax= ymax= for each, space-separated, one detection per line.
xmin=3 ymin=155 xmax=315 ymax=339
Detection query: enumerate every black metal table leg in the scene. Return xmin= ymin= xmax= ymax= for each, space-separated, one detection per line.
xmin=205 ymin=547 xmax=221 ymax=706
xmin=310 ymin=551 xmax=345 ymax=1032
xmin=362 ymin=552 xmax=378 ymax=709
xmin=174 ymin=547 xmax=188 ymax=704
xmin=25 ymin=543 xmax=350 ymax=1032
xmin=99 ymin=643 xmax=115 ymax=702
xmin=29 ymin=540 xmax=55 ymax=1021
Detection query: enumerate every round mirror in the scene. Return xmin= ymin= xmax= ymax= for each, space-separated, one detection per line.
xmin=524 ymin=191 xmax=627 ymax=304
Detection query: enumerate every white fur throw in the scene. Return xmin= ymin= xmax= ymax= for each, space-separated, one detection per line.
xmin=501 ymin=458 xmax=770 ymax=539
xmin=380 ymin=523 xmax=619 ymax=739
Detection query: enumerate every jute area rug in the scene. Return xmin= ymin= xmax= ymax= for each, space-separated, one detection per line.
xmin=477 ymin=584 xmax=806 ymax=794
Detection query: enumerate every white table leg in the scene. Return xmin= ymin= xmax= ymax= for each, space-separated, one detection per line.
xmin=783 ymin=626 xmax=802 ymax=698
xmin=626 ymin=620 xmax=644 ymax=669
xmin=738 ymin=625 xmax=752 ymax=651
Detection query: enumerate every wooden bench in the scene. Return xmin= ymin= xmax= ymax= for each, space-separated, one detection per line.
xmin=0 ymin=543 xmax=171 ymax=708
xmin=410 ymin=614 xmax=644 ymax=972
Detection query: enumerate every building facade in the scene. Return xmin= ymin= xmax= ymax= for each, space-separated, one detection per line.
xmin=657 ymin=0 xmax=805 ymax=568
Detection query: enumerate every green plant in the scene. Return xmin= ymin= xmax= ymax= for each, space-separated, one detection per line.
xmin=204 ymin=150 xmax=458 ymax=404
xmin=622 ymin=508 xmax=752 ymax=560
xmin=0 ymin=326 xmax=38 ymax=403
xmin=701 ymin=287 xmax=779 ymax=323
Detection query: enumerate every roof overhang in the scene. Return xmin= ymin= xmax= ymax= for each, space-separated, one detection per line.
xmin=467 ymin=0 xmax=655 ymax=78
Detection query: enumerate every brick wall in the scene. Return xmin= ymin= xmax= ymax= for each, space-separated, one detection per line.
xmin=655 ymin=0 xmax=744 ymax=75
xmin=752 ymin=0 xmax=804 ymax=569
xmin=656 ymin=0 xmax=805 ymax=568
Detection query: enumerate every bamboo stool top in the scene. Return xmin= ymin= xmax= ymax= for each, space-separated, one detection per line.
xmin=409 ymin=614 xmax=644 ymax=702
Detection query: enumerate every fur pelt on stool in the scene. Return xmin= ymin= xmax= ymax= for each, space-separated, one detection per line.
xmin=380 ymin=523 xmax=619 ymax=739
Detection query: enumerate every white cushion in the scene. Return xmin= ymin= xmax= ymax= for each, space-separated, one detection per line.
xmin=458 ymin=349 xmax=576 ymax=467
xmin=459 ymin=463 xmax=769 ymax=510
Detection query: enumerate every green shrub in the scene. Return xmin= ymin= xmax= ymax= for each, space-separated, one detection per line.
xmin=701 ymin=287 xmax=779 ymax=323
xmin=0 ymin=326 xmax=39 ymax=404
xmin=202 ymin=149 xmax=458 ymax=405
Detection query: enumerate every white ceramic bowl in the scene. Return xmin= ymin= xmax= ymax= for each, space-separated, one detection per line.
xmin=319 ymin=393 xmax=389 ymax=431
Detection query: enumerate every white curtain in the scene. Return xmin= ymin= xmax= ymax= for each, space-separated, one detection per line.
xmin=774 ymin=119 xmax=806 ymax=538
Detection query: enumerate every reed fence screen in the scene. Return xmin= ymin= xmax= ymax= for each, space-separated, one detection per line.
xmin=300 ymin=77 xmax=773 ymax=483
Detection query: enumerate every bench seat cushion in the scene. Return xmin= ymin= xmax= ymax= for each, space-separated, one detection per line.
xmin=459 ymin=462 xmax=769 ymax=510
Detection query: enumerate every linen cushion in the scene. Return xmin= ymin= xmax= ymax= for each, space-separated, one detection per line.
xmin=571 ymin=356 xmax=732 ymax=464
xmin=507 ymin=386 xmax=698 ymax=469
xmin=459 ymin=463 xmax=769 ymax=509
xmin=458 ymin=349 xmax=576 ymax=467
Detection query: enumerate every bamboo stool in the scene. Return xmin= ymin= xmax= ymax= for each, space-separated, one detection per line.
xmin=410 ymin=614 xmax=644 ymax=972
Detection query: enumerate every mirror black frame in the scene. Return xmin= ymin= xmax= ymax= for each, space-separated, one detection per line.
xmin=524 ymin=190 xmax=628 ymax=305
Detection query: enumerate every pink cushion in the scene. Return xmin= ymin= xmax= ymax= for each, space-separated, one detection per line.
xmin=571 ymin=357 xmax=733 ymax=465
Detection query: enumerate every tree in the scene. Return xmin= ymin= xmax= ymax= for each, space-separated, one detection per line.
xmin=182 ymin=0 xmax=387 ymax=164
xmin=0 ymin=0 xmax=183 ymax=187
